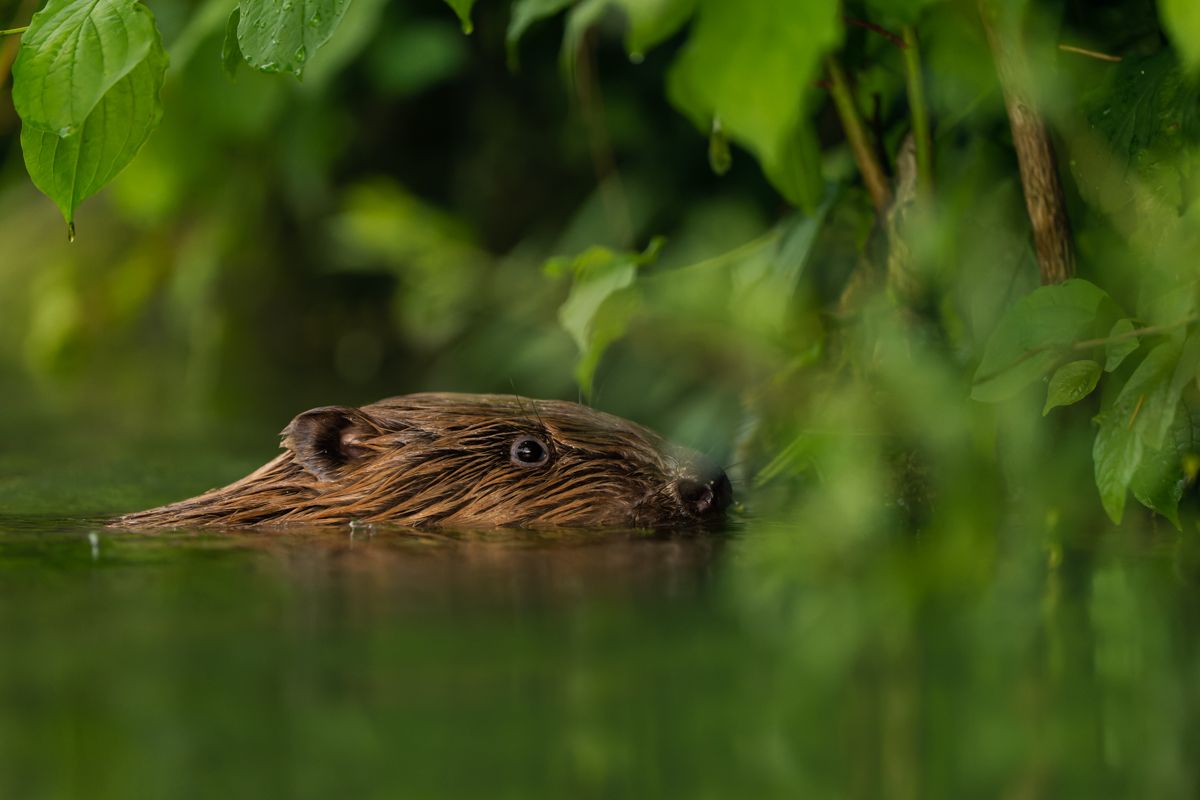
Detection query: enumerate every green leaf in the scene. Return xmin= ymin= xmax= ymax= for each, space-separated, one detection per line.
xmin=708 ymin=118 xmax=731 ymax=175
xmin=1161 ymin=0 xmax=1200 ymax=73
xmin=1043 ymin=360 xmax=1102 ymax=415
xmin=12 ymin=0 xmax=158 ymax=136
xmin=20 ymin=23 xmax=167 ymax=228
xmin=610 ymin=0 xmax=696 ymax=57
xmin=1130 ymin=400 xmax=1198 ymax=529
xmin=507 ymin=0 xmax=573 ymax=68
xmin=1104 ymin=318 xmax=1139 ymax=372
xmin=1094 ymin=413 xmax=1142 ymax=524
xmin=761 ymin=124 xmax=825 ymax=210
xmin=666 ymin=0 xmax=841 ymax=209
xmin=237 ymin=0 xmax=352 ymax=77
xmin=222 ymin=8 xmax=244 ymax=78
xmin=972 ymin=279 xmax=1121 ymax=402
xmin=1092 ymin=342 xmax=1179 ymax=523
xmin=549 ymin=238 xmax=663 ymax=396
xmin=441 ymin=0 xmax=477 ymax=33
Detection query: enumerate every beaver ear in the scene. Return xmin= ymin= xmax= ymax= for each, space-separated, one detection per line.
xmin=282 ymin=406 xmax=378 ymax=481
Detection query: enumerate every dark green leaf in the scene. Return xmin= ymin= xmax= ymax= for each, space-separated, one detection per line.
xmin=860 ymin=0 xmax=948 ymax=27
xmin=1130 ymin=400 xmax=1198 ymax=529
xmin=1104 ymin=318 xmax=1139 ymax=372
xmin=1043 ymin=360 xmax=1102 ymax=415
xmin=222 ymin=8 xmax=244 ymax=78
xmin=1094 ymin=414 xmax=1142 ymax=524
xmin=1092 ymin=342 xmax=1179 ymax=523
xmin=20 ymin=25 xmax=167 ymax=227
xmin=666 ymin=0 xmax=840 ymax=209
xmin=12 ymin=0 xmax=157 ymax=136
xmin=237 ymin=0 xmax=351 ymax=77
xmin=972 ymin=280 xmax=1120 ymax=402
xmin=1122 ymin=342 xmax=1180 ymax=451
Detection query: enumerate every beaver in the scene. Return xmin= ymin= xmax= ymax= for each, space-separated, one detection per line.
xmin=116 ymin=393 xmax=732 ymax=528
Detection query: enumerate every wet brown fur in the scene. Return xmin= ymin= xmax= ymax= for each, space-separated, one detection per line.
xmin=116 ymin=393 xmax=728 ymax=529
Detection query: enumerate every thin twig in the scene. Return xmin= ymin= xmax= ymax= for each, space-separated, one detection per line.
xmin=843 ymin=17 xmax=906 ymax=49
xmin=1058 ymin=43 xmax=1121 ymax=62
xmin=827 ymin=57 xmax=892 ymax=216
xmin=901 ymin=25 xmax=933 ymax=201
xmin=0 ymin=25 xmax=28 ymax=36
xmin=973 ymin=316 xmax=1198 ymax=388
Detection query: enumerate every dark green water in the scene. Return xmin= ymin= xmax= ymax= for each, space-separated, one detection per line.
xmin=3 ymin=420 xmax=1200 ymax=797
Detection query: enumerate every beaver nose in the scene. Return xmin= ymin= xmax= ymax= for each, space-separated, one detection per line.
xmin=676 ymin=471 xmax=733 ymax=517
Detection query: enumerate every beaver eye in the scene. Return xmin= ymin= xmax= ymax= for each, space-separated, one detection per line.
xmin=510 ymin=436 xmax=549 ymax=466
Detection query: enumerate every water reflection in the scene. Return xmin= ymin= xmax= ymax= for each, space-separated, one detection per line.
xmin=1 ymin=517 xmax=1198 ymax=797
xmin=172 ymin=525 xmax=727 ymax=609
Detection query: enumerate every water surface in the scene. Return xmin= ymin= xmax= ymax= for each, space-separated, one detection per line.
xmin=2 ymin=426 xmax=1198 ymax=797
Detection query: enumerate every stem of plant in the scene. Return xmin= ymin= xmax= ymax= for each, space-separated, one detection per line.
xmin=978 ymin=0 xmax=1075 ymax=284
xmin=0 ymin=25 xmax=28 ymax=36
xmin=973 ymin=316 xmax=1198 ymax=387
xmin=827 ymin=57 xmax=892 ymax=217
xmin=901 ymin=25 xmax=933 ymax=201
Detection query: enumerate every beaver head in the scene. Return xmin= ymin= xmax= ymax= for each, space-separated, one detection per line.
xmin=117 ymin=393 xmax=733 ymax=528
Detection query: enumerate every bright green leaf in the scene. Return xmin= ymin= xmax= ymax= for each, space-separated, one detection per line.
xmin=611 ymin=0 xmax=696 ymax=57
xmin=972 ymin=279 xmax=1120 ymax=402
xmin=442 ymin=0 xmax=477 ymax=33
xmin=1104 ymin=318 xmax=1139 ymax=372
xmin=237 ymin=0 xmax=351 ymax=77
xmin=666 ymin=0 xmax=840 ymax=209
xmin=12 ymin=0 xmax=157 ymax=136
xmin=549 ymin=238 xmax=663 ymax=396
xmin=761 ymin=125 xmax=825 ymax=210
xmin=573 ymin=287 xmax=641 ymax=397
xmin=1161 ymin=0 xmax=1200 ymax=72
xmin=1043 ymin=360 xmax=1101 ymax=415
xmin=20 ymin=25 xmax=167 ymax=228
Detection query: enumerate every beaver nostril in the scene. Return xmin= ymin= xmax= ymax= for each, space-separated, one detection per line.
xmin=677 ymin=471 xmax=732 ymax=517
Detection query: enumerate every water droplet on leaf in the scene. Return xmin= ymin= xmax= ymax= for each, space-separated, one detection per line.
xmin=629 ymin=51 xmax=644 ymax=64
xmin=67 ymin=221 xmax=76 ymax=243
xmin=295 ymin=45 xmax=306 ymax=62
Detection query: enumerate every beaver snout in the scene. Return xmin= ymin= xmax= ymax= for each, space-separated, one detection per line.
xmin=675 ymin=471 xmax=733 ymax=517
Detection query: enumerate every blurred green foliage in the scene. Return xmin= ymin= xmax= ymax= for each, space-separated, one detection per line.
xmin=5 ymin=1 xmax=1200 ymax=795
xmin=4 ymin=0 xmax=1200 ymax=530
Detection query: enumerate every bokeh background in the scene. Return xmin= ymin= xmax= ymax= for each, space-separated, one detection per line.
xmin=3 ymin=0 xmax=1200 ymax=796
